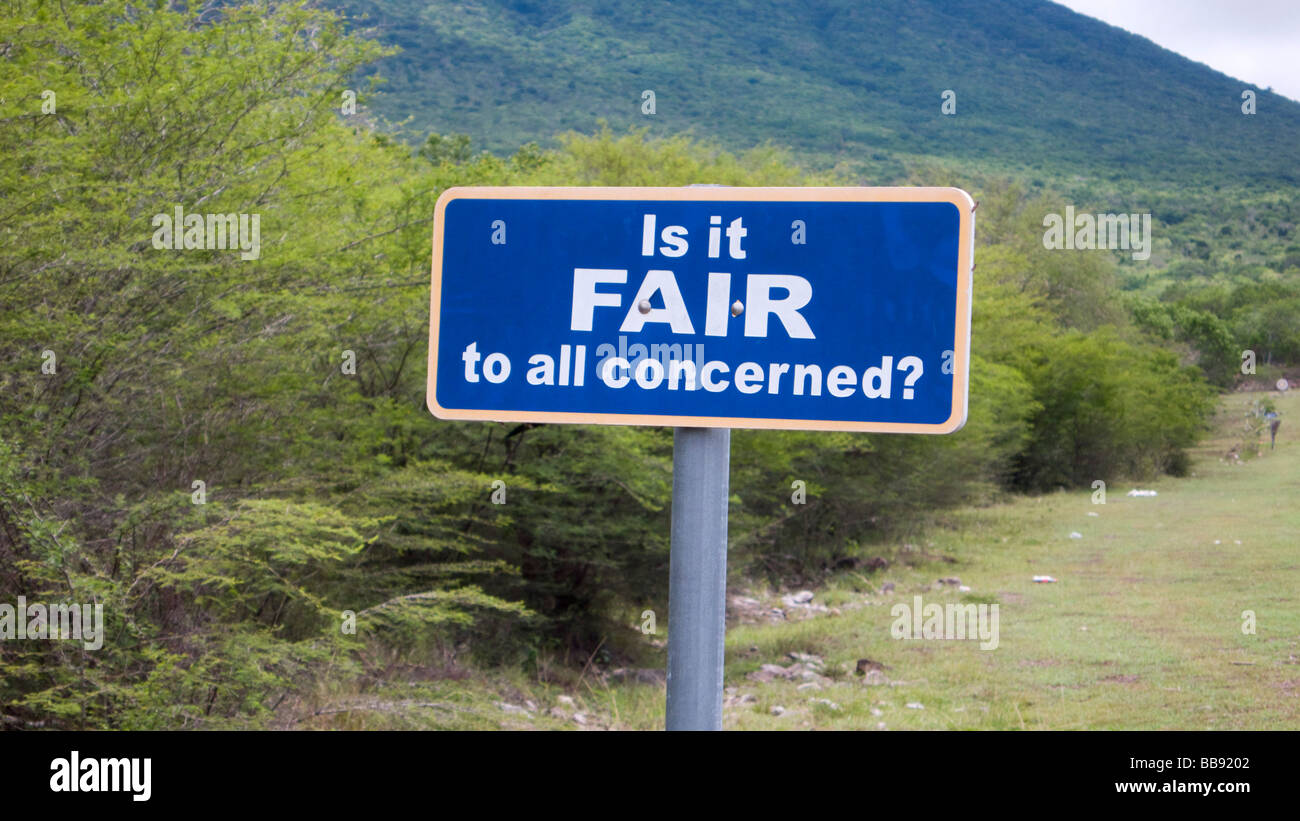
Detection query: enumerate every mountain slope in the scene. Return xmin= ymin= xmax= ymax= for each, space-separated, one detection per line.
xmin=330 ymin=0 xmax=1300 ymax=185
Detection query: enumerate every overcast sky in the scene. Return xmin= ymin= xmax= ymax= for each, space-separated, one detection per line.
xmin=1052 ymin=0 xmax=1300 ymax=101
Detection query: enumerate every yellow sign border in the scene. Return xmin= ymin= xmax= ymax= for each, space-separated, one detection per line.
xmin=427 ymin=186 xmax=974 ymax=433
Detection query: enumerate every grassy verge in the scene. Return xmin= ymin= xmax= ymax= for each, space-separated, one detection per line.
xmin=296 ymin=390 xmax=1298 ymax=729
xmin=707 ymin=389 xmax=1300 ymax=730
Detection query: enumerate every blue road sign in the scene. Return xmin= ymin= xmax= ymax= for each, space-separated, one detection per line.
xmin=427 ymin=186 xmax=974 ymax=433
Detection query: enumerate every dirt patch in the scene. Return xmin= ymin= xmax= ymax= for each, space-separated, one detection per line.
xmin=727 ymin=593 xmax=786 ymax=625
xmin=1100 ymin=674 xmax=1141 ymax=684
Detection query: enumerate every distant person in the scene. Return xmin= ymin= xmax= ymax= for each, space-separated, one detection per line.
xmin=1265 ymin=411 xmax=1281 ymax=450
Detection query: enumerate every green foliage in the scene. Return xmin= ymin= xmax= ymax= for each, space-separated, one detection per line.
xmin=420 ymin=133 xmax=474 ymax=165
xmin=1010 ymin=329 xmax=1215 ymax=487
xmin=726 ymin=354 xmax=1039 ymax=582
xmin=333 ymin=0 xmax=1300 ymax=187
xmin=0 ymin=0 xmax=1233 ymax=728
xmin=0 ymin=0 xmax=517 ymax=728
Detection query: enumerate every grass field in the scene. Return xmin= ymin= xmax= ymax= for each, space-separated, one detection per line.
xmin=295 ymin=390 xmax=1299 ymax=729
xmin=699 ymin=389 xmax=1300 ymax=730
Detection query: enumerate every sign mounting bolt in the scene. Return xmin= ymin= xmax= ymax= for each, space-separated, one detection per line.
xmin=638 ymin=299 xmax=652 ymax=314
xmin=730 ymin=300 xmax=744 ymax=317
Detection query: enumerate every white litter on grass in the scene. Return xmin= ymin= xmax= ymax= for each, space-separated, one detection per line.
xmin=1127 ymin=489 xmax=1158 ymax=497
xmin=906 ymin=702 xmax=925 ymax=710
xmin=958 ymin=585 xmax=971 ymax=592
xmin=1069 ymin=531 xmax=1083 ymax=539
xmin=1032 ymin=575 xmax=1058 ymax=583
xmin=1087 ymin=512 xmax=1099 ymax=517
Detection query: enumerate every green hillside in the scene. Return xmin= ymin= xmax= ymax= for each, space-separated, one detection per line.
xmin=332 ymin=0 xmax=1300 ymax=185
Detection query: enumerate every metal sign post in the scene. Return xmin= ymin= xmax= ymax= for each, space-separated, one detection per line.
xmin=665 ymin=426 xmax=731 ymax=731
xmin=666 ymin=183 xmax=731 ymax=732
